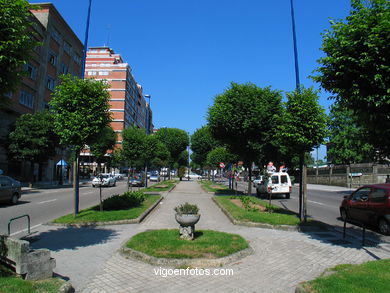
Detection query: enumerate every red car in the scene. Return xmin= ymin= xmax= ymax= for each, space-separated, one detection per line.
xmin=340 ymin=184 xmax=390 ymax=235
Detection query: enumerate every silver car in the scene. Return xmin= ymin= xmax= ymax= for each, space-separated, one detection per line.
xmin=92 ymin=174 xmax=116 ymax=187
xmin=0 ymin=175 xmax=22 ymax=204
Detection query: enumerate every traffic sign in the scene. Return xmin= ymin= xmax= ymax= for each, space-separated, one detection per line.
xmin=219 ymin=162 xmax=225 ymax=168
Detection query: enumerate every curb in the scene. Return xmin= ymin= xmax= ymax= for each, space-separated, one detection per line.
xmin=119 ymin=244 xmax=254 ymax=268
xmin=212 ymin=197 xmax=327 ymax=232
xmin=48 ymin=196 xmax=163 ymax=227
xmin=58 ymin=281 xmax=75 ymax=293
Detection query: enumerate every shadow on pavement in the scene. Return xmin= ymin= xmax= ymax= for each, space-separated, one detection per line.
xmin=25 ymin=226 xmax=119 ymax=252
xmin=0 ymin=200 xmax=30 ymax=208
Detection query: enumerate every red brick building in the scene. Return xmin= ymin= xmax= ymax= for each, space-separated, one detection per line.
xmin=0 ymin=3 xmax=83 ymax=181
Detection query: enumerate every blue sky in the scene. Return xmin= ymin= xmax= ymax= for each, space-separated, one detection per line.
xmin=30 ymin=0 xmax=352 ymax=160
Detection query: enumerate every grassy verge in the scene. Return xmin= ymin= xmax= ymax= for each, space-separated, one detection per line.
xmin=53 ymin=194 xmax=160 ymax=224
xmin=199 ymin=180 xmax=243 ymax=195
xmin=301 ymin=259 xmax=390 ymax=293
xmin=126 ymin=229 xmax=248 ymax=259
xmin=214 ymin=196 xmax=303 ymax=226
xmin=141 ymin=180 xmax=177 ymax=192
xmin=0 ymin=265 xmax=64 ymax=293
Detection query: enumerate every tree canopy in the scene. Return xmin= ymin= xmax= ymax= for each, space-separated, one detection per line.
xmin=50 ymin=74 xmax=111 ymax=152
xmin=313 ymin=0 xmax=390 ymax=155
xmin=89 ymin=126 xmax=116 ymax=171
xmin=8 ymin=111 xmax=58 ymax=163
xmin=207 ymin=82 xmax=283 ymax=166
xmin=206 ymin=147 xmax=235 ymax=169
xmin=327 ymin=102 xmax=376 ymax=164
xmin=155 ymin=128 xmax=189 ymax=168
xmin=190 ymin=126 xmax=217 ymax=168
xmin=0 ymin=0 xmax=39 ymax=106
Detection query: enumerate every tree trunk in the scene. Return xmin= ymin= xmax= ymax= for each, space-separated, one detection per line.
xmin=299 ymin=153 xmax=304 ymax=222
xmin=73 ymin=153 xmax=80 ymax=216
xmin=247 ymin=164 xmax=252 ymax=196
xmin=303 ymin=160 xmax=308 ymax=222
xmin=144 ymin=164 xmax=148 ymax=188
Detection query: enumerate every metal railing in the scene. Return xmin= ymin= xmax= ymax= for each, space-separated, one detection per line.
xmin=8 ymin=214 xmax=30 ymax=236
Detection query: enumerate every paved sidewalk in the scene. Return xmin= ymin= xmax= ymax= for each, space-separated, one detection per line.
xmin=76 ymin=181 xmax=389 ymax=293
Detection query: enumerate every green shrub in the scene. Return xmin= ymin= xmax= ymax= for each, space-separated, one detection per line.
xmin=174 ymin=202 xmax=199 ymax=215
xmin=99 ymin=191 xmax=146 ymax=210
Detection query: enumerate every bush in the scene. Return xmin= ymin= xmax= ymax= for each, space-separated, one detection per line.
xmin=174 ymin=202 xmax=199 ymax=215
xmin=99 ymin=191 xmax=146 ymax=210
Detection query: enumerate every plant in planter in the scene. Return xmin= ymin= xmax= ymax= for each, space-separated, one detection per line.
xmin=174 ymin=202 xmax=200 ymax=240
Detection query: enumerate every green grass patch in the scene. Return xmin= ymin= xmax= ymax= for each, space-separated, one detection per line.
xmin=302 ymin=259 xmax=390 ymax=293
xmin=126 ymin=229 xmax=248 ymax=259
xmin=215 ymin=196 xmax=302 ymax=226
xmin=141 ymin=180 xmax=177 ymax=192
xmin=0 ymin=264 xmax=64 ymax=293
xmin=53 ymin=194 xmax=160 ymax=224
xmin=199 ymin=180 xmax=243 ymax=195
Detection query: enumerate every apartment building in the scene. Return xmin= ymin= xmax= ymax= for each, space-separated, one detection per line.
xmin=84 ymin=47 xmax=153 ymax=149
xmin=0 ymin=3 xmax=83 ymax=181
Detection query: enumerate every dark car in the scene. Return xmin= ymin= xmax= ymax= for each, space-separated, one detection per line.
xmin=0 ymin=175 xmax=22 ymax=205
xmin=340 ymin=184 xmax=390 ymax=235
xmin=128 ymin=173 xmax=145 ymax=187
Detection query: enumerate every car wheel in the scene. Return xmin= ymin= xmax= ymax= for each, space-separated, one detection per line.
xmin=10 ymin=194 xmax=18 ymax=205
xmin=285 ymin=193 xmax=290 ymax=199
xmin=378 ymin=218 xmax=390 ymax=235
xmin=340 ymin=208 xmax=348 ymax=221
xmin=92 ymin=184 xmax=95 ymax=188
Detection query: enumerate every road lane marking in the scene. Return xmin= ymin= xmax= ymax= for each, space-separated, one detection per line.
xmin=37 ymin=199 xmax=57 ymax=204
xmin=308 ymin=200 xmax=325 ymax=206
xmin=10 ymin=224 xmax=42 ymax=237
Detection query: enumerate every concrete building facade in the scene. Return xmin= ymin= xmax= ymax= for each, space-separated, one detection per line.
xmin=0 ymin=3 xmax=83 ymax=182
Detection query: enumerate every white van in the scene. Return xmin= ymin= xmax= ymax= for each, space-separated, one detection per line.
xmin=256 ymin=172 xmax=292 ymax=199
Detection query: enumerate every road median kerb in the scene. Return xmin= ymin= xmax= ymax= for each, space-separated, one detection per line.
xmin=212 ymin=197 xmax=326 ymax=232
xmin=48 ymin=196 xmax=163 ymax=227
xmin=119 ymin=244 xmax=254 ymax=268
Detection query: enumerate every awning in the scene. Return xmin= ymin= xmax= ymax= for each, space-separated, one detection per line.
xmin=56 ymin=160 xmax=68 ymax=166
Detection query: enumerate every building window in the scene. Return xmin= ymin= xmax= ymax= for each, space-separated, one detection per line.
xmin=73 ymin=53 xmax=81 ymax=65
xmin=46 ymin=76 xmax=55 ymax=90
xmin=63 ymin=41 xmax=72 ymax=55
xmin=48 ymin=51 xmax=57 ymax=66
xmin=88 ymin=71 xmax=97 ymax=76
xmin=99 ymin=71 xmax=109 ymax=76
xmin=51 ymin=27 xmax=61 ymax=43
xmin=61 ymin=63 xmax=69 ymax=74
xmin=24 ymin=63 xmax=37 ymax=80
xmin=20 ymin=91 xmax=34 ymax=108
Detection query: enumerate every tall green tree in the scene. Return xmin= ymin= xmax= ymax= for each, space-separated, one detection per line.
xmin=190 ymin=126 xmax=217 ymax=169
xmin=155 ymin=128 xmax=189 ymax=173
xmin=0 ymin=0 xmax=39 ymax=106
xmin=50 ymin=74 xmax=111 ymax=215
xmin=313 ymin=0 xmax=390 ymax=155
xmin=89 ymin=126 xmax=116 ymax=173
xmin=207 ymin=82 xmax=283 ymax=194
xmin=8 ymin=111 xmax=58 ymax=183
xmin=328 ymin=103 xmax=377 ymax=164
xmin=277 ymin=87 xmax=327 ymax=221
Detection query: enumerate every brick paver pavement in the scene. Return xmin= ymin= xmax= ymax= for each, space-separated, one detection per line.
xmin=79 ymin=181 xmax=390 ymax=293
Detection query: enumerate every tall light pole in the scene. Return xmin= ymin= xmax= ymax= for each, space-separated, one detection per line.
xmin=74 ymin=0 xmax=93 ymax=215
xmin=144 ymin=94 xmax=151 ymax=134
xmin=289 ymin=0 xmax=306 ymax=222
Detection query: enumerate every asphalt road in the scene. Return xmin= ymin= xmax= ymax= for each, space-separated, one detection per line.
xmin=227 ymin=180 xmax=390 ymax=243
xmin=0 ymin=180 xmax=130 ymax=236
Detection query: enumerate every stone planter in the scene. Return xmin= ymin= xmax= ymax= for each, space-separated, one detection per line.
xmin=175 ymin=214 xmax=200 ymax=240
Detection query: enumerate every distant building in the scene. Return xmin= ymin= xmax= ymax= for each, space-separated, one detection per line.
xmin=84 ymin=47 xmax=153 ymax=147
xmin=0 ymin=3 xmax=83 ymax=181
xmin=83 ymin=47 xmax=153 ymax=173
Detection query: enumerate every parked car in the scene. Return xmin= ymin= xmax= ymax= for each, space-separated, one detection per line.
xmin=0 ymin=175 xmax=22 ymax=204
xmin=128 ymin=173 xmax=145 ymax=187
xmin=149 ymin=174 xmax=160 ymax=182
xmin=252 ymin=175 xmax=264 ymax=188
xmin=256 ymin=172 xmax=292 ymax=199
xmin=92 ymin=174 xmax=116 ymax=187
xmin=340 ymin=184 xmax=390 ymax=235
